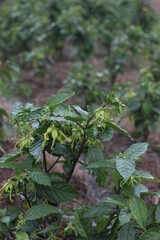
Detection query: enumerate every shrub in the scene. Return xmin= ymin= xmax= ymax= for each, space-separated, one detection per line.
xmin=0 ymin=92 xmax=160 ymax=239
xmin=64 ymin=62 xmax=107 ymax=107
xmin=127 ymin=70 xmax=160 ymax=140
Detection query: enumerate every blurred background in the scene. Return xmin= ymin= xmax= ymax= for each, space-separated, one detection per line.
xmin=0 ymin=0 xmax=160 ymax=205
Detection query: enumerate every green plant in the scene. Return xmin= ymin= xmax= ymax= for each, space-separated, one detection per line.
xmin=0 ymin=0 xmax=158 ymax=74
xmin=64 ymin=62 xmax=107 ymax=107
xmin=0 ymin=61 xmax=20 ymax=152
xmin=0 ymin=92 xmax=160 ymax=239
xmin=127 ymin=70 xmax=160 ymax=140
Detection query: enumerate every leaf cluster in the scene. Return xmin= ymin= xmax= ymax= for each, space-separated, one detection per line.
xmin=0 ymin=92 xmax=159 ymax=239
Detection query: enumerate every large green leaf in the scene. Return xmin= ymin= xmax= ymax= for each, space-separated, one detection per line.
xmin=29 ymin=170 xmax=51 ymax=187
xmin=0 ymin=151 xmax=21 ymax=163
xmin=116 ymin=157 xmax=135 ymax=181
xmin=118 ymin=223 xmax=135 ymax=240
xmin=0 ymin=162 xmax=25 ymax=170
xmin=124 ymin=143 xmax=148 ymax=160
xmin=24 ymin=204 xmax=58 ymax=220
xmin=74 ymin=209 xmax=92 ymax=239
xmin=106 ymin=195 xmax=128 ymax=208
xmin=130 ymin=197 xmax=147 ymax=229
xmin=139 ymin=227 xmax=160 ymax=240
xmin=29 ymin=136 xmax=43 ymax=161
xmin=47 ymin=92 xmax=74 ymax=109
xmin=133 ymin=170 xmax=154 ymax=180
xmin=35 ymin=182 xmax=78 ymax=203
xmin=87 ymin=146 xmax=104 ymax=163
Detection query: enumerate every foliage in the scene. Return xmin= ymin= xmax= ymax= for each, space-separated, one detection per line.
xmin=0 ymin=92 xmax=159 ymax=239
xmin=0 ymin=61 xmax=20 ymax=152
xmin=0 ymin=0 xmax=157 ymax=74
xmin=127 ymin=68 xmax=160 ymax=140
xmin=64 ymin=62 xmax=108 ymax=107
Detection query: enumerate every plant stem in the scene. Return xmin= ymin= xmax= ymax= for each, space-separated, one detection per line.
xmin=47 ymin=155 xmax=62 ymax=173
xmin=65 ymin=114 xmax=95 ymax=182
xmin=24 ymin=188 xmax=31 ymax=208
xmin=43 ymin=150 xmax=47 ymax=173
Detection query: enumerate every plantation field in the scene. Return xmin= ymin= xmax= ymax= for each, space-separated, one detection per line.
xmin=0 ymin=0 xmax=160 ymax=239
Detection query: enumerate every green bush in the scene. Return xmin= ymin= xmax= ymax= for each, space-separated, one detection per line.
xmin=0 ymin=92 xmax=160 ymax=239
xmin=0 ymin=0 xmax=157 ymax=74
xmin=127 ymin=70 xmax=160 ymax=139
xmin=64 ymin=62 xmax=107 ymax=107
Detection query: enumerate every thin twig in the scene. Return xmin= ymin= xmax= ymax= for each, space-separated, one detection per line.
xmin=43 ymin=150 xmax=47 ymax=173
xmin=47 ymin=155 xmax=62 ymax=173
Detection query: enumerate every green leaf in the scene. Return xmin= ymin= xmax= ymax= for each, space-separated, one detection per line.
xmin=35 ymin=182 xmax=78 ymax=203
xmin=130 ymin=197 xmax=147 ymax=229
xmin=47 ymin=92 xmax=74 ymax=109
xmin=73 ymin=106 xmax=88 ymax=118
xmin=112 ymin=170 xmax=121 ymax=190
xmin=87 ymin=146 xmax=104 ymax=163
xmin=22 ymin=156 xmax=34 ymax=170
xmin=100 ymin=127 xmax=114 ymax=141
xmin=116 ymin=157 xmax=135 ymax=181
xmin=118 ymin=223 xmax=135 ymax=240
xmin=21 ymin=220 xmax=39 ymax=232
xmin=139 ymin=227 xmax=160 ymax=240
xmin=119 ymin=209 xmax=132 ymax=226
xmin=84 ymin=202 xmax=111 ymax=218
xmin=106 ymin=195 xmax=128 ymax=208
xmin=134 ymin=184 xmax=148 ymax=198
xmin=0 ymin=151 xmax=21 ymax=163
xmin=53 ymin=143 xmax=72 ymax=158
xmin=95 ymin=216 xmax=110 ymax=233
xmin=15 ymin=231 xmax=29 ymax=240
xmin=39 ymin=222 xmax=60 ymax=234
xmin=121 ymin=183 xmax=134 ymax=198
xmin=108 ymin=121 xmax=131 ymax=138
xmin=133 ymin=170 xmax=154 ymax=180
xmin=29 ymin=170 xmax=51 ymax=187
xmin=74 ymin=209 xmax=92 ymax=238
xmin=29 ymin=136 xmax=43 ymax=161
xmin=155 ymin=205 xmax=160 ymax=223
xmin=0 ymin=162 xmax=25 ymax=170
xmin=0 ymin=216 xmax=10 ymax=226
xmin=6 ymin=206 xmax=21 ymax=222
xmin=87 ymin=160 xmax=115 ymax=169
xmin=24 ymin=204 xmax=58 ymax=220
xmin=146 ymin=205 xmax=156 ymax=226
xmin=124 ymin=143 xmax=148 ymax=160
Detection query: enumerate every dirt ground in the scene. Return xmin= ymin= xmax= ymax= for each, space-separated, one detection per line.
xmin=0 ymin=0 xmax=160 ymax=209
